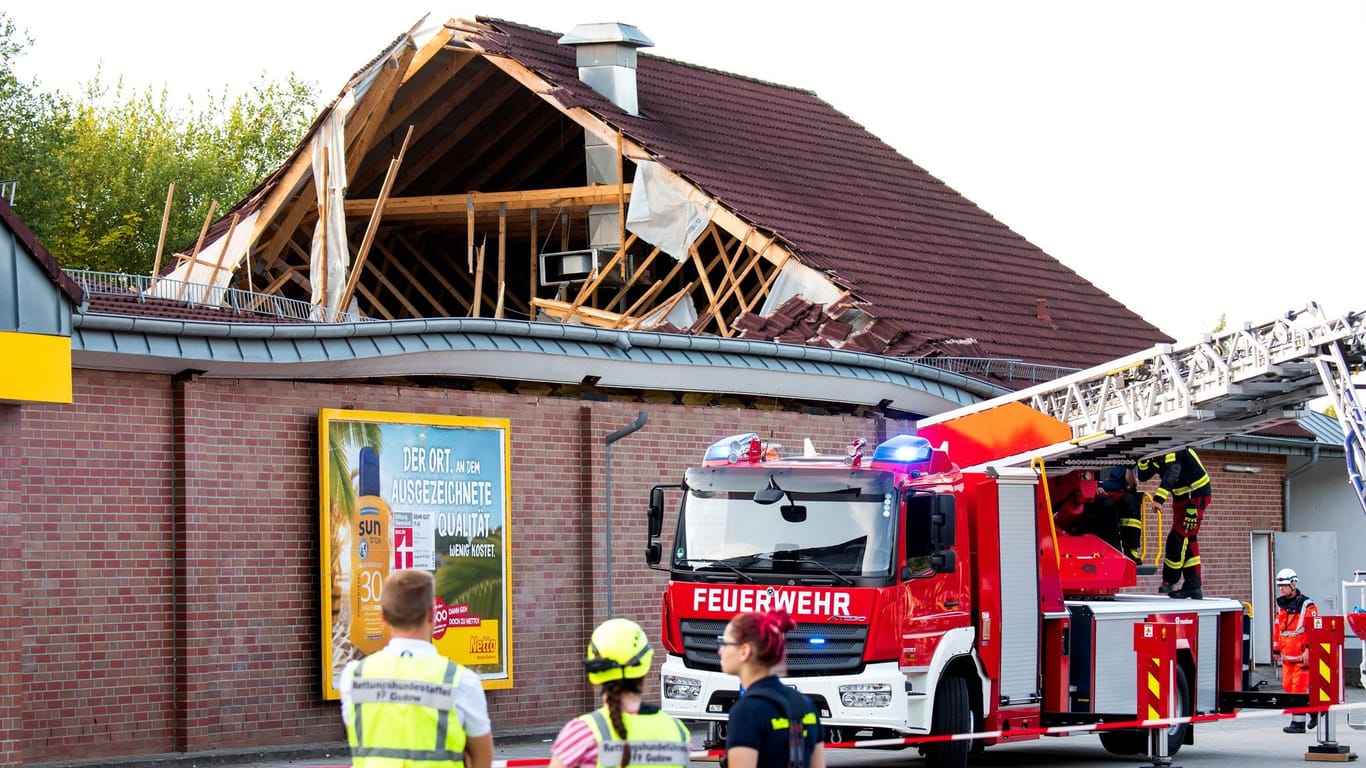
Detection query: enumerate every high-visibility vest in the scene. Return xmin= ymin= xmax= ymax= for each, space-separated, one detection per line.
xmin=345 ymin=653 xmax=470 ymax=768
xmin=579 ymin=705 xmax=691 ymax=768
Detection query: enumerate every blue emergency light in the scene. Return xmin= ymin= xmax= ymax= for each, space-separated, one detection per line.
xmin=871 ymin=434 xmax=932 ymax=465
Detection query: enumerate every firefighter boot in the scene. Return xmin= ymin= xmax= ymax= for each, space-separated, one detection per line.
xmin=1309 ymin=712 xmax=1319 ymax=729
xmin=1170 ymin=567 xmax=1202 ymax=599
xmin=1284 ymin=718 xmax=1307 ymax=734
xmin=1158 ymin=583 xmax=1174 ymax=594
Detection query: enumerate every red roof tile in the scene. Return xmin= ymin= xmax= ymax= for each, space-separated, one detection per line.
xmin=478 ymin=19 xmax=1172 ymax=370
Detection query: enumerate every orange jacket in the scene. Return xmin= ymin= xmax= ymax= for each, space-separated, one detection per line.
xmin=1273 ymin=591 xmax=1318 ymax=663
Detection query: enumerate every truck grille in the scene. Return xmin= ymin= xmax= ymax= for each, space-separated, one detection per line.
xmin=678 ymin=619 xmax=867 ymax=676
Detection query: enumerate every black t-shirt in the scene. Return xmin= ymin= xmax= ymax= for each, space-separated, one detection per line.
xmin=725 ymin=676 xmax=822 ymax=768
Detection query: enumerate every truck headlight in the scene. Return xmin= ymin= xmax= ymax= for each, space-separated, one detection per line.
xmin=839 ymin=683 xmax=892 ymax=708
xmin=664 ymin=674 xmax=702 ymax=701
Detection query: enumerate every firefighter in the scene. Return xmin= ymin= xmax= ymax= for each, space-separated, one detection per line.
xmin=548 ymin=618 xmax=691 ymax=768
xmin=1098 ymin=465 xmax=1143 ymax=563
xmin=1136 ymin=448 xmax=1211 ymax=599
xmin=338 ymin=568 xmax=494 ymax=768
xmin=720 ymin=610 xmax=826 ymax=768
xmin=1273 ymin=568 xmax=1320 ymax=733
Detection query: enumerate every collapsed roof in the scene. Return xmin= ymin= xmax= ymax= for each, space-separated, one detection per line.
xmin=148 ymin=15 xmax=1172 ymax=375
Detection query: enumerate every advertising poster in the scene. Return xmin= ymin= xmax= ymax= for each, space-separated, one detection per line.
xmin=318 ymin=408 xmax=513 ymax=698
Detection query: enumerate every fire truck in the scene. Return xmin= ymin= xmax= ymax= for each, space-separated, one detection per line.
xmin=644 ymin=304 xmax=1364 ymax=766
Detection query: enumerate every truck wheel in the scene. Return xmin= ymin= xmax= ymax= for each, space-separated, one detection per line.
xmin=923 ymin=675 xmax=970 ymax=768
xmin=1098 ymin=665 xmax=1191 ymax=756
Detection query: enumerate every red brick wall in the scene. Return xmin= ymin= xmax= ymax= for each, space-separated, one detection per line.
xmin=1 ymin=406 xmax=24 ymax=768
xmin=18 ymin=369 xmax=910 ymax=764
xmin=22 ymin=372 xmax=179 ymax=764
xmin=15 ymin=367 xmax=1285 ymax=765
xmin=1129 ymin=449 xmax=1286 ymax=602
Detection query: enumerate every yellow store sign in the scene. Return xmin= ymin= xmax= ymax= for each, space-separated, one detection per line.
xmin=0 ymin=331 xmax=72 ymax=404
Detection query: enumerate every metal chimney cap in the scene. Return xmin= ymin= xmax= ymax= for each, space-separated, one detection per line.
xmin=558 ymin=22 xmax=654 ymax=49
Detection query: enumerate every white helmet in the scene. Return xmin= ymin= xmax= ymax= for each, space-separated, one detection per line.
xmin=1275 ymin=568 xmax=1298 ymax=586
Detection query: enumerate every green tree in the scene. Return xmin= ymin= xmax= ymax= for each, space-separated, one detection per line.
xmin=0 ymin=11 xmax=319 ymax=273
xmin=0 ymin=14 xmax=70 ymax=217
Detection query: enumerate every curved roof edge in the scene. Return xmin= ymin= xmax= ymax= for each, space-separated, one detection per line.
xmin=71 ymin=315 xmax=1007 ymax=417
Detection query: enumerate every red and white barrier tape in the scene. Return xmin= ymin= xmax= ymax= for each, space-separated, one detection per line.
xmin=305 ymin=701 xmax=1365 ymax=768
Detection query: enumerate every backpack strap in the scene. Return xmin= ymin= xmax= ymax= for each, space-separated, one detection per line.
xmin=742 ymin=687 xmax=806 ymax=768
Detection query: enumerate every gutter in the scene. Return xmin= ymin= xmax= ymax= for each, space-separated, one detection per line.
xmin=1282 ymin=444 xmax=1321 ymax=531
xmin=71 ymin=314 xmax=1010 ymax=407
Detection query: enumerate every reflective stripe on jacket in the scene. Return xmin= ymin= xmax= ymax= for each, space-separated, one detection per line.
xmin=579 ymin=705 xmax=691 ymax=768
xmin=345 ymin=653 xmax=469 ymax=768
xmin=1274 ymin=592 xmax=1318 ymax=663
xmin=1137 ymin=449 xmax=1211 ymax=503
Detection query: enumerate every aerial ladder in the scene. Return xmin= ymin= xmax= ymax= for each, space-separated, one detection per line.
xmin=917 ymin=303 xmax=1366 ymax=515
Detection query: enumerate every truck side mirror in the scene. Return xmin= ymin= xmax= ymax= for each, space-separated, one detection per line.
xmin=648 ymin=486 xmax=665 ymax=538
xmin=646 ymin=542 xmax=662 ymax=565
xmin=930 ymin=494 xmax=955 ymax=547
xmin=931 ymin=549 xmax=956 ymax=574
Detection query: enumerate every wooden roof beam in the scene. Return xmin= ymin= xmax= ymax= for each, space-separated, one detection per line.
xmin=456 ymin=38 xmax=798 ymax=271
xmin=399 ymin=72 xmax=526 ymax=188
xmin=344 ymin=44 xmax=417 ymax=182
xmin=353 ymin=56 xmax=498 ymax=193
xmin=371 ymin=238 xmax=452 ymax=316
xmin=455 ymin=102 xmax=569 ymax=191
xmin=392 ymin=233 xmax=472 ymax=314
xmin=343 ymin=184 xmax=633 ymax=218
xmin=530 ymin=297 xmax=632 ymax=329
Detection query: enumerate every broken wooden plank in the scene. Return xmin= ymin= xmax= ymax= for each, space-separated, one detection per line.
xmin=151 ymin=183 xmax=175 ymax=277
xmin=689 ymin=245 xmax=728 ymax=337
xmin=603 ymin=245 xmax=662 ymax=313
xmin=177 ymin=199 xmax=219 ymax=301
xmin=496 ymin=202 xmax=506 ymax=318
xmin=531 ymin=297 xmax=631 ymax=328
xmin=562 ymin=232 xmax=638 ymax=323
xmin=339 ymin=124 xmax=414 ymax=313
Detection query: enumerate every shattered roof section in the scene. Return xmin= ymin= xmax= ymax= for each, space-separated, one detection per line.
xmin=473 ymin=18 xmax=1173 ymax=370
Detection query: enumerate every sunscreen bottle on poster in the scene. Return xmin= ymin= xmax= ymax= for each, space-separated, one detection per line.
xmin=350 ymin=446 xmax=392 ymax=654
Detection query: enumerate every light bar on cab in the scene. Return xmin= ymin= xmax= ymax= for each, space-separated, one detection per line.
xmin=871 ymin=434 xmax=933 ymax=467
xmin=703 ymin=432 xmax=760 ymax=464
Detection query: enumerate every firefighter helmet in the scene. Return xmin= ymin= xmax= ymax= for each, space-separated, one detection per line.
xmin=584 ymin=618 xmax=653 ymax=684
xmin=1275 ymin=568 xmax=1298 ymax=586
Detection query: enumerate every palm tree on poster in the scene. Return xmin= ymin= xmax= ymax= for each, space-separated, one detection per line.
xmin=327 ymin=420 xmax=384 ymax=617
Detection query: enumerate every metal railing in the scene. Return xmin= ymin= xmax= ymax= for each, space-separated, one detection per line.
xmin=0 ymin=179 xmax=16 ymax=205
xmin=69 ymin=270 xmax=371 ymax=324
xmin=904 ymin=355 xmax=1081 ymax=384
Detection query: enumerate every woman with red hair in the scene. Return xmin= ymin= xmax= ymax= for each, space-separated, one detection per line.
xmin=719 ymin=610 xmax=825 ymax=768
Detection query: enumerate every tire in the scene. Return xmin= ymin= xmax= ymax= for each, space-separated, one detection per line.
xmin=1098 ymin=664 xmax=1191 ymax=757
xmin=922 ymin=674 xmax=970 ymax=768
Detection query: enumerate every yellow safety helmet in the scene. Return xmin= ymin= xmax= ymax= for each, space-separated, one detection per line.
xmin=584 ymin=618 xmax=653 ymax=684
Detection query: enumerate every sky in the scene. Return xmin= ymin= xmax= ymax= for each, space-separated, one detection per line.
xmin=7 ymin=1 xmax=1364 ymax=341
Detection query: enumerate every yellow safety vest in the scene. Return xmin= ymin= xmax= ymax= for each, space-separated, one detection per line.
xmin=579 ymin=705 xmax=691 ymax=768
xmin=345 ymin=653 xmax=469 ymax=768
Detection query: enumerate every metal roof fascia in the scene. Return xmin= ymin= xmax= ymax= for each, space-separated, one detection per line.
xmin=70 ymin=315 xmax=1008 ymax=409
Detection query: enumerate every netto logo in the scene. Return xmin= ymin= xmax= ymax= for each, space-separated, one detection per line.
xmin=469 ymin=636 xmax=496 ymax=653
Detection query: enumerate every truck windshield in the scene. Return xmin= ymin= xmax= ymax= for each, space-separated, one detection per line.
xmin=673 ymin=465 xmax=897 ymax=579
